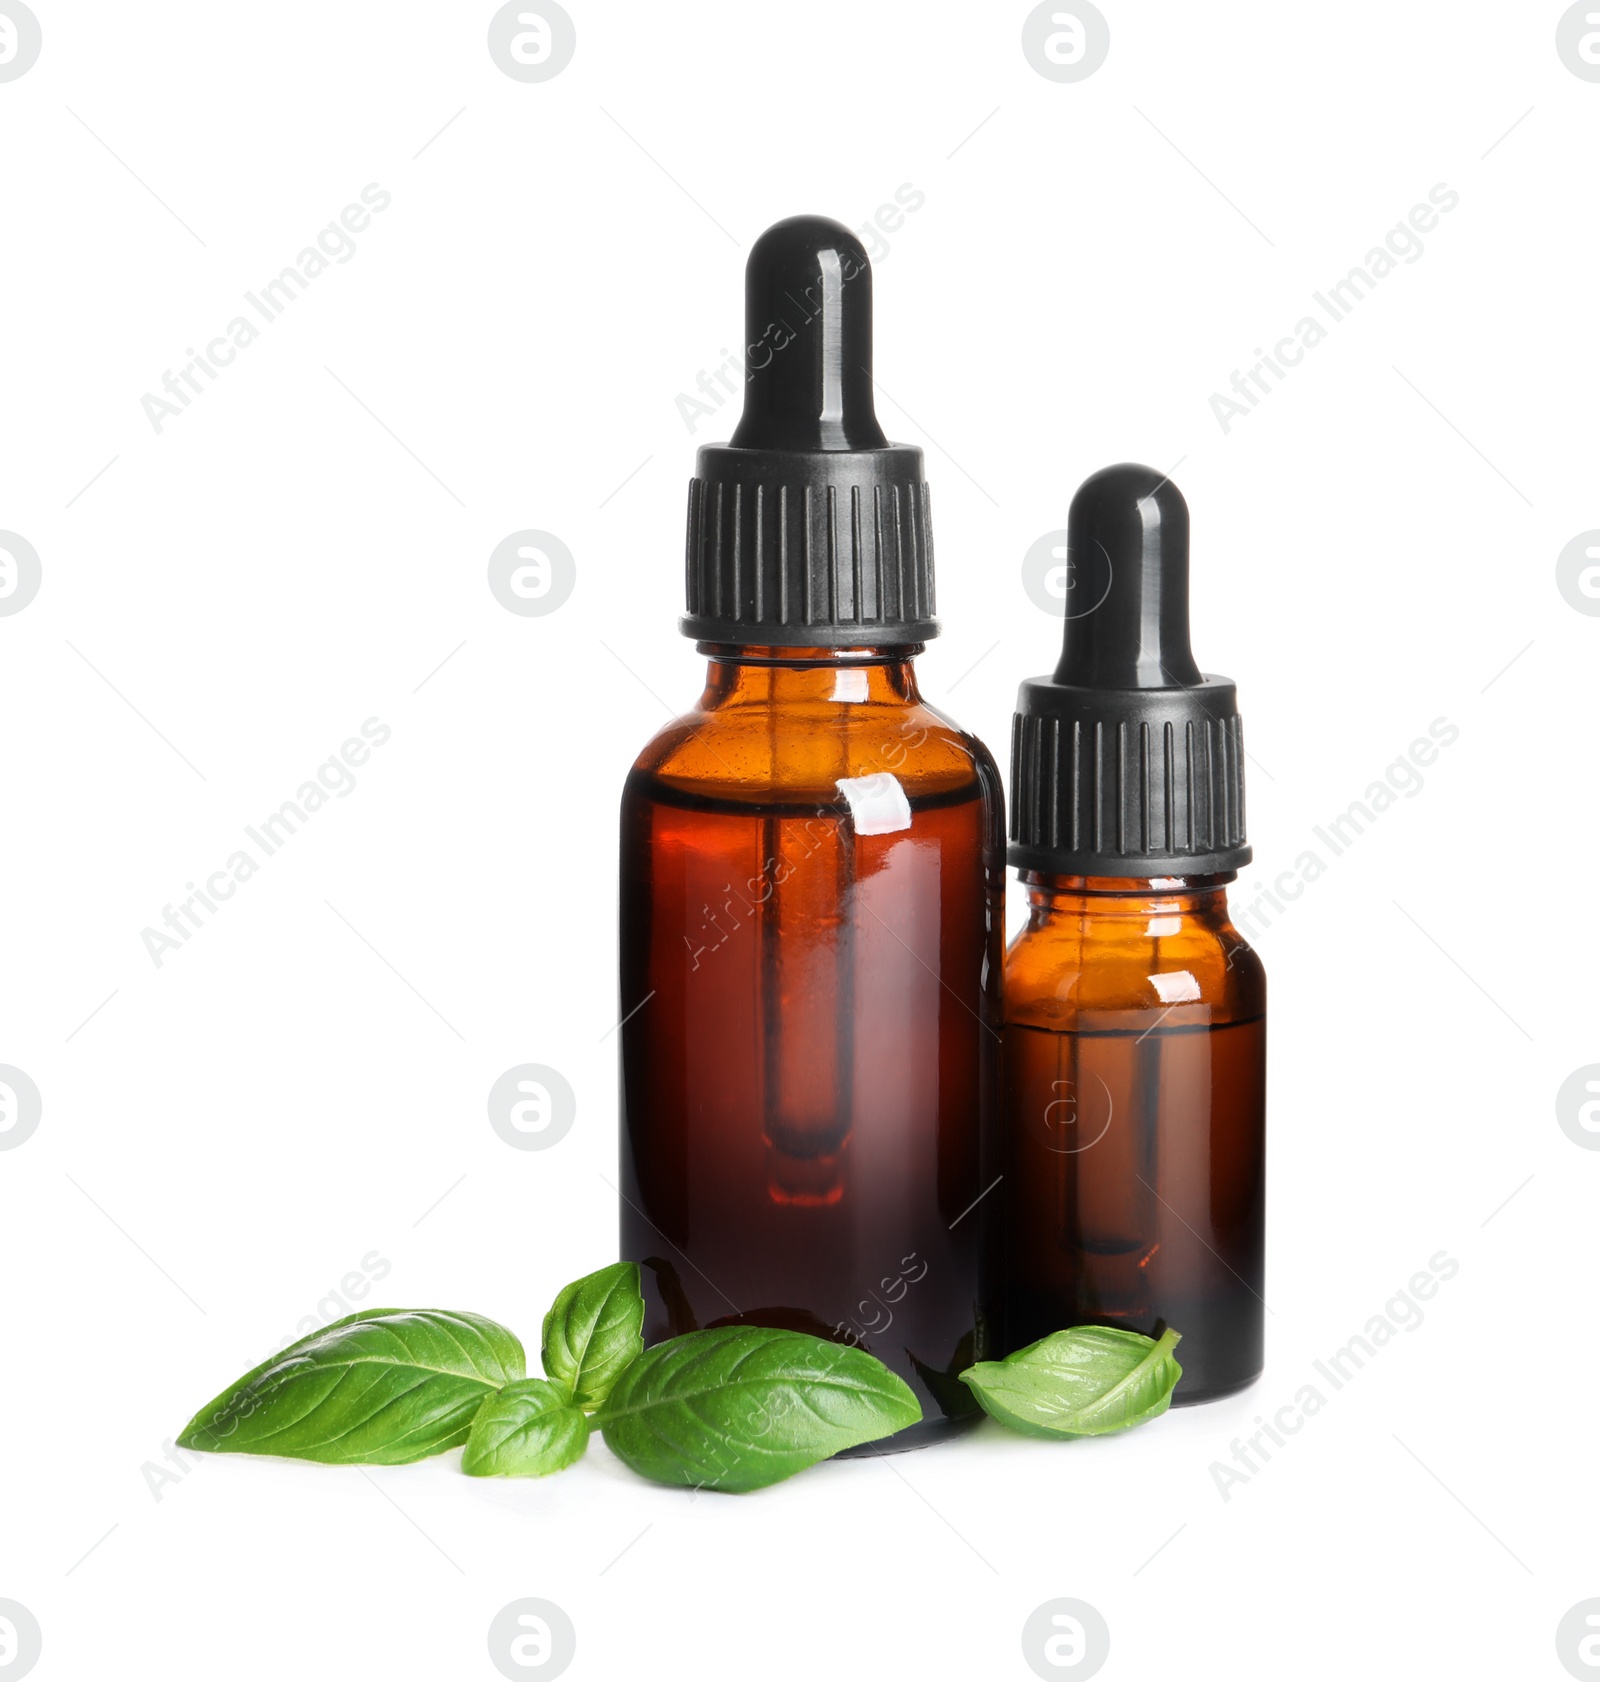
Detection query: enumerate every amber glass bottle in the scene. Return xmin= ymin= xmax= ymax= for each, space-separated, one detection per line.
xmin=617 ymin=218 xmax=1003 ymax=1444
xmin=1003 ymin=466 xmax=1265 ymax=1403
xmin=1004 ymin=873 xmax=1265 ymax=1401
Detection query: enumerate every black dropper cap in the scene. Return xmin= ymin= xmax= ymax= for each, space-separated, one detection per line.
xmin=1009 ymin=465 xmax=1251 ymax=877
xmin=681 ymin=215 xmax=938 ymax=647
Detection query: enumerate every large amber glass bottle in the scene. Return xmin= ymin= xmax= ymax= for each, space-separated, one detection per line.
xmin=617 ymin=218 xmax=1004 ymax=1443
xmin=1002 ymin=465 xmax=1265 ymax=1403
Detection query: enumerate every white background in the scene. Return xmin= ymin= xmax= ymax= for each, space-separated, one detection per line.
xmin=2 ymin=3 xmax=1595 ymax=1678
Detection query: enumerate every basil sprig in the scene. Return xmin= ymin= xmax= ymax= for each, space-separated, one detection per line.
xmin=960 ymin=1326 xmax=1183 ymax=1438
xmin=177 ymin=1263 xmax=917 ymax=1489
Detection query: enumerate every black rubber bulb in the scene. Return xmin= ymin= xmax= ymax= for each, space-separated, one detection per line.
xmin=1055 ymin=462 xmax=1203 ymax=690
xmin=728 ymin=215 xmax=889 ymax=453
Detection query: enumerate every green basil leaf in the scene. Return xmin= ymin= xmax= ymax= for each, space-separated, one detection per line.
xmin=461 ymin=1378 xmax=589 ymax=1477
xmin=177 ymin=1309 xmax=525 ymax=1465
xmin=595 ymin=1326 xmax=920 ymax=1492
xmin=541 ymin=1262 xmax=645 ymax=1408
xmin=960 ymin=1326 xmax=1182 ymax=1438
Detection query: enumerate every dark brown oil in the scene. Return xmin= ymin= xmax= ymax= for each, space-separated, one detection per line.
xmin=619 ymin=735 xmax=1003 ymax=1445
xmin=1004 ymin=1015 xmax=1265 ymax=1402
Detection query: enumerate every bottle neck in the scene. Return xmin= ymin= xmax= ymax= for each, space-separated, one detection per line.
xmin=696 ymin=643 xmax=924 ymax=707
xmin=1018 ymin=869 xmax=1236 ymax=923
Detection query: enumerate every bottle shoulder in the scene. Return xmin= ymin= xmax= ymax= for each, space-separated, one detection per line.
xmin=628 ymin=692 xmax=999 ymax=807
xmin=1005 ymin=899 xmax=1266 ymax=1028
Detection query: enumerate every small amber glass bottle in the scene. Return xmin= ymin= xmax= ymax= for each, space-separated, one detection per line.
xmin=1002 ymin=466 xmax=1265 ymax=1403
xmin=617 ymin=217 xmax=1004 ymax=1443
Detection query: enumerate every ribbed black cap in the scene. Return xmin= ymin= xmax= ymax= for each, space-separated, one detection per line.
xmin=1010 ymin=464 xmax=1251 ymax=877
xmin=680 ymin=215 xmax=938 ymax=648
